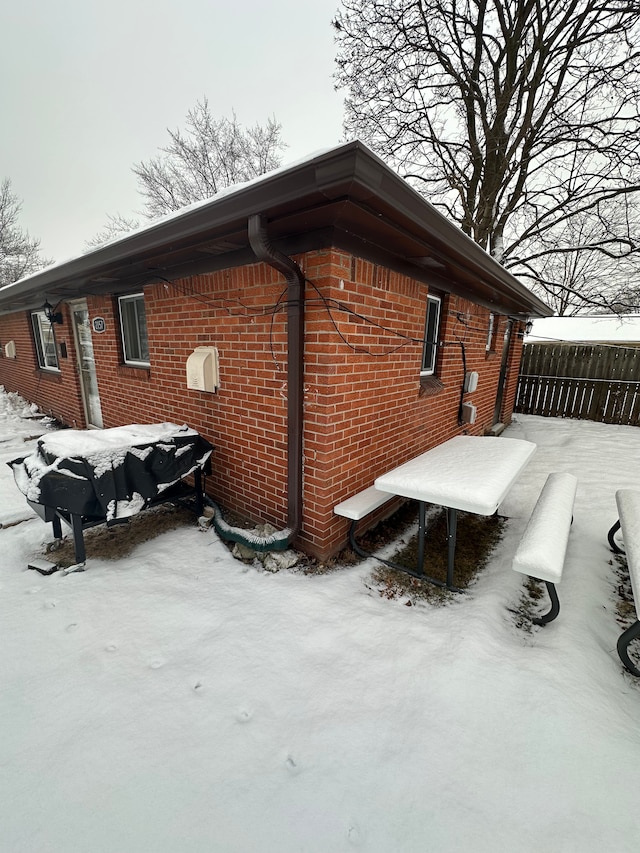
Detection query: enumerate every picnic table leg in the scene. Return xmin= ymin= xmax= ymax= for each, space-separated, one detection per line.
xmin=416 ymin=502 xmax=426 ymax=575
xmin=446 ymin=507 xmax=457 ymax=588
xmin=607 ymin=519 xmax=624 ymax=554
xmin=532 ymin=581 xmax=560 ymax=625
xmin=617 ymin=620 xmax=640 ymax=677
xmin=345 ymin=507 xmax=460 ymax=593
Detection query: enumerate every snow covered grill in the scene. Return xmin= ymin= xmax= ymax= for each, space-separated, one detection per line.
xmin=9 ymin=423 xmax=213 ymax=566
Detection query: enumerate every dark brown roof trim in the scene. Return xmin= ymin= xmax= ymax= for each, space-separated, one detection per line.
xmin=0 ymin=142 xmax=552 ymax=318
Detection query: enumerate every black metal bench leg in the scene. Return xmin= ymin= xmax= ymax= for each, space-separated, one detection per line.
xmin=348 ymin=520 xmax=370 ymax=560
xmin=617 ymin=619 xmax=640 ymax=677
xmin=607 ymin=519 xmax=624 ymax=554
xmin=532 ymin=580 xmax=560 ymax=625
xmin=446 ymin=507 xmax=457 ymax=590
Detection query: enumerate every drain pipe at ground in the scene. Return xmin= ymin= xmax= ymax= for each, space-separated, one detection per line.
xmin=205 ymin=215 xmax=304 ymax=554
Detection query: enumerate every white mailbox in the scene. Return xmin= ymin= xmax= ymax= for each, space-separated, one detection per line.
xmin=186 ymin=346 xmax=219 ymax=393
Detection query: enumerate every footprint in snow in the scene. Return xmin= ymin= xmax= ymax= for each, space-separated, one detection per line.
xmin=235 ymin=709 xmax=252 ymax=723
xmin=42 ymin=600 xmax=57 ymax=609
xmin=105 ymin=644 xmax=118 ymax=653
xmin=148 ymin=659 xmax=165 ymax=669
xmin=347 ymin=824 xmax=363 ymax=846
xmin=285 ymin=755 xmax=302 ymax=775
xmin=65 ymin=623 xmax=79 ymax=632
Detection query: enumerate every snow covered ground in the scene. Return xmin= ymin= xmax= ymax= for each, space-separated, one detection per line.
xmin=1 ymin=387 xmax=639 ymax=853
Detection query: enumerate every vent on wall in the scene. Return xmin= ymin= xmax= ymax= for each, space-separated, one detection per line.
xmin=461 ymin=402 xmax=477 ymax=424
xmin=186 ymin=346 xmax=219 ymax=393
xmin=4 ymin=340 xmax=16 ymax=359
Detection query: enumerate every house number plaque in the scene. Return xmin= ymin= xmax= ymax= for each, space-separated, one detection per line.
xmin=92 ymin=317 xmax=106 ymax=333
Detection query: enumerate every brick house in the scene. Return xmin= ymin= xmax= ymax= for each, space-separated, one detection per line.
xmin=0 ymin=142 xmax=551 ymax=559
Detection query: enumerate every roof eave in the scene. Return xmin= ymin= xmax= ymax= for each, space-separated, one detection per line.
xmin=0 ymin=141 xmax=552 ymax=319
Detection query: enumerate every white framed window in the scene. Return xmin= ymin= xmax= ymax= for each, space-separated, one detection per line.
xmin=31 ymin=311 xmax=60 ymax=370
xmin=421 ymin=294 xmax=442 ymax=376
xmin=119 ymin=293 xmax=150 ymax=366
xmin=486 ymin=312 xmax=496 ymax=352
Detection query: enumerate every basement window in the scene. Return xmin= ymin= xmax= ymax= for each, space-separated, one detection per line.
xmin=31 ymin=311 xmax=60 ymax=371
xmin=119 ymin=293 xmax=150 ymax=366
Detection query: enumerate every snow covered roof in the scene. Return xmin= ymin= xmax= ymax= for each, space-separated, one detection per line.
xmin=527 ymin=314 xmax=640 ymax=344
xmin=0 ymin=141 xmax=551 ymax=319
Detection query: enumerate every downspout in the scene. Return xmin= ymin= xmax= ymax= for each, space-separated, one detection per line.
xmin=205 ymin=216 xmax=304 ymax=553
xmin=205 ymin=214 xmax=305 ymax=551
xmin=247 ymin=214 xmax=304 ymax=538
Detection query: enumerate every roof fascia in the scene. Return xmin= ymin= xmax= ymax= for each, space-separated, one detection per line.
xmin=0 ymin=142 xmax=551 ymax=318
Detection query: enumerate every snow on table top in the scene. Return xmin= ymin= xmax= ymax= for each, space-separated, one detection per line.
xmin=374 ymin=435 xmax=537 ymax=515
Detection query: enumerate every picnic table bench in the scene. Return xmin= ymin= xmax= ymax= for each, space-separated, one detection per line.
xmin=512 ymin=472 xmax=577 ymax=624
xmin=607 ymin=489 xmax=640 ymax=676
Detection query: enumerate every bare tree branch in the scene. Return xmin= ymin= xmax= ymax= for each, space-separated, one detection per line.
xmin=0 ymin=179 xmax=50 ymax=286
xmin=334 ymin=0 xmax=640 ymax=313
xmin=89 ymin=99 xmax=287 ymax=246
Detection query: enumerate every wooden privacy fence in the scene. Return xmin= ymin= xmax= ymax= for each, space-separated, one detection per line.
xmin=515 ymin=343 xmax=640 ymax=426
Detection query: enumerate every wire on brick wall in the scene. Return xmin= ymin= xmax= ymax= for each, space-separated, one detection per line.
xmin=146 ymin=271 xmax=430 ymax=359
xmin=143 ymin=272 xmax=503 ymax=384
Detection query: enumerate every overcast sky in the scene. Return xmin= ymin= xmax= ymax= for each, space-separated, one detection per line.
xmin=1 ymin=0 xmax=345 ymax=262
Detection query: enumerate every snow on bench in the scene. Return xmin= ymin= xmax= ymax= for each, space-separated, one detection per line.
xmin=334 ymin=486 xmax=394 ymax=521
xmin=334 ymin=486 xmax=395 ymax=557
xmin=611 ymin=489 xmax=640 ymax=676
xmin=512 ymin=472 xmax=578 ymax=625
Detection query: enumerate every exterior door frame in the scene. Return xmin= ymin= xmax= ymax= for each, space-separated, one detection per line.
xmin=493 ymin=319 xmax=514 ymax=426
xmin=69 ymin=298 xmax=104 ymax=429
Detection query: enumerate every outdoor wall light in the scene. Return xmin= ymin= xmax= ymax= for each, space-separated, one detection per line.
xmin=43 ymin=300 xmax=63 ymax=325
xmin=518 ymin=319 xmax=534 ymax=339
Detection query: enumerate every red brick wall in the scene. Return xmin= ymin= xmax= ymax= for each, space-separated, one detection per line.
xmin=0 ymin=306 xmax=86 ymax=427
xmin=86 ymin=263 xmax=292 ymax=533
xmin=0 ymin=249 xmax=526 ymax=559
xmin=302 ymin=253 xmax=519 ymax=556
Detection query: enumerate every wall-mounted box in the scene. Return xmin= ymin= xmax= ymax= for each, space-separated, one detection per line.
xmin=461 ymin=401 xmax=477 ymax=424
xmin=4 ymin=340 xmax=16 ymax=359
xmin=186 ymin=346 xmax=219 ymax=393
xmin=464 ymin=371 xmax=479 ymax=393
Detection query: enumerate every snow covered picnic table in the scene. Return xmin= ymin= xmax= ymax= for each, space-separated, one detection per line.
xmin=374 ymin=435 xmax=537 ymax=589
xmin=8 ymin=423 xmax=213 ymax=567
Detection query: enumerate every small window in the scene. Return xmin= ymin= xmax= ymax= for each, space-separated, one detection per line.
xmin=421 ymin=295 xmax=442 ymax=376
xmin=31 ymin=311 xmax=59 ymax=370
xmin=119 ymin=293 xmax=150 ymax=366
xmin=486 ymin=313 xmax=496 ymax=352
